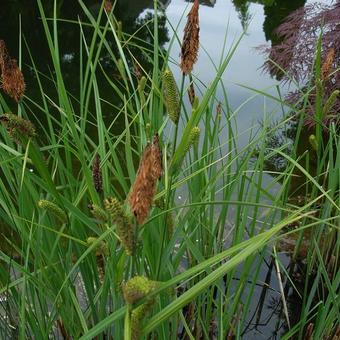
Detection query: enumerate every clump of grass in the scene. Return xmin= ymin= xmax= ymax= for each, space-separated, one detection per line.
xmin=0 ymin=1 xmax=338 ymax=339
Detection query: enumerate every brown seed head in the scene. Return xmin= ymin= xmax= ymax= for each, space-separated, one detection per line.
xmin=92 ymin=153 xmax=103 ymax=193
xmin=180 ymin=0 xmax=200 ymax=74
xmin=128 ymin=134 xmax=162 ymax=225
xmin=188 ymin=81 xmax=196 ymax=106
xmin=104 ymin=0 xmax=113 ymax=13
xmin=321 ymin=48 xmax=335 ymax=81
xmin=216 ymin=102 xmax=222 ymax=118
xmin=0 ymin=40 xmax=25 ymax=102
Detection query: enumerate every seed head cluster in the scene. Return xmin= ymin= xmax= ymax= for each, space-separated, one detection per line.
xmin=0 ymin=113 xmax=35 ymax=144
xmin=104 ymin=197 xmax=136 ymax=255
xmin=122 ymin=276 xmax=157 ymax=304
xmin=128 ymin=134 xmax=162 ymax=225
xmin=104 ymin=0 xmax=113 ymax=13
xmin=122 ymin=276 xmax=159 ymax=339
xmin=163 ymin=69 xmax=180 ymax=124
xmin=37 ymin=199 xmax=67 ymax=224
xmin=92 ymin=153 xmax=103 ymax=193
xmin=0 ymin=40 xmax=25 ymax=102
xmin=88 ymin=203 xmax=108 ymax=223
xmin=130 ymin=299 xmax=156 ymax=340
xmin=321 ymin=48 xmax=335 ymax=81
xmin=86 ymin=237 xmax=109 ymax=256
xmin=180 ymin=0 xmax=200 ymax=74
xmin=188 ymin=81 xmax=196 ymax=106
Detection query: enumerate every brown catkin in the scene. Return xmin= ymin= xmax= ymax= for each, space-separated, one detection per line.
xmin=180 ymin=0 xmax=200 ymax=74
xmin=216 ymin=102 xmax=222 ymax=118
xmin=92 ymin=153 xmax=103 ymax=193
xmin=134 ymin=62 xmax=142 ymax=80
xmin=128 ymin=134 xmax=162 ymax=225
xmin=188 ymin=81 xmax=196 ymax=106
xmin=104 ymin=0 xmax=113 ymax=13
xmin=321 ymin=48 xmax=335 ymax=81
xmin=0 ymin=40 xmax=25 ymax=102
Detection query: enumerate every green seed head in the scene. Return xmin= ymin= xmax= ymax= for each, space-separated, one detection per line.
xmin=86 ymin=237 xmax=109 ymax=256
xmin=0 ymin=113 xmax=35 ymax=143
xmin=323 ymin=90 xmax=339 ymax=117
xmin=37 ymin=199 xmax=67 ymax=223
xmin=117 ymin=21 xmax=123 ymax=40
xmin=123 ymin=276 xmax=159 ymax=338
xmin=183 ymin=126 xmax=200 ymax=154
xmin=309 ymin=134 xmax=318 ymax=151
xmin=131 ymin=300 xmax=156 ymax=340
xmin=154 ymin=197 xmax=165 ymax=210
xmin=145 ymin=123 xmax=151 ymax=139
xmin=104 ymin=197 xmax=136 ymax=256
xmin=104 ymin=197 xmax=123 ymax=222
xmin=163 ymin=68 xmax=180 ymax=124
xmin=122 ymin=276 xmax=158 ymax=304
xmin=89 ymin=204 xmax=108 ymax=223
xmin=189 ymin=126 xmax=200 ymax=146
xmin=138 ymin=76 xmax=147 ymax=93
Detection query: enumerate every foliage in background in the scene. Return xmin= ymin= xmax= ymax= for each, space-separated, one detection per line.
xmin=259 ymin=0 xmax=340 ymax=127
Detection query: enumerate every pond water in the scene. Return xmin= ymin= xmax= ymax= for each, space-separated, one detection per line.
xmin=1 ymin=0 xmax=309 ymax=132
xmin=0 ymin=0 xmax=330 ymax=339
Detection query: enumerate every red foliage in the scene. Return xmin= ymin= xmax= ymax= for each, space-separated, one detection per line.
xmin=259 ymin=1 xmax=340 ymax=128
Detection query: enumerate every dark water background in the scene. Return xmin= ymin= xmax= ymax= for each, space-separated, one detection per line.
xmin=0 ymin=0 xmax=327 ymax=339
xmin=0 ymin=0 xmax=307 ymax=127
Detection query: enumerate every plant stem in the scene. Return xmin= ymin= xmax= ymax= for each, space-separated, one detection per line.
xmin=124 ymin=304 xmax=132 ymax=340
xmin=156 ymin=73 xmax=186 ymax=279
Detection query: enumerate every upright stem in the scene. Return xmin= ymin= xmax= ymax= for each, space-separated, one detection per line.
xmin=124 ymin=304 xmax=132 ymax=340
xmin=156 ymin=73 xmax=186 ymax=279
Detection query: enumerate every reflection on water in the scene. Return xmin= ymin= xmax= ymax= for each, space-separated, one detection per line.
xmin=0 ymin=0 xmax=307 ymax=122
xmin=232 ymin=0 xmax=307 ymax=43
xmin=181 ymin=0 xmax=307 ymax=47
xmin=262 ymin=0 xmax=306 ymax=45
xmin=0 ymin=0 xmax=169 ymax=118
